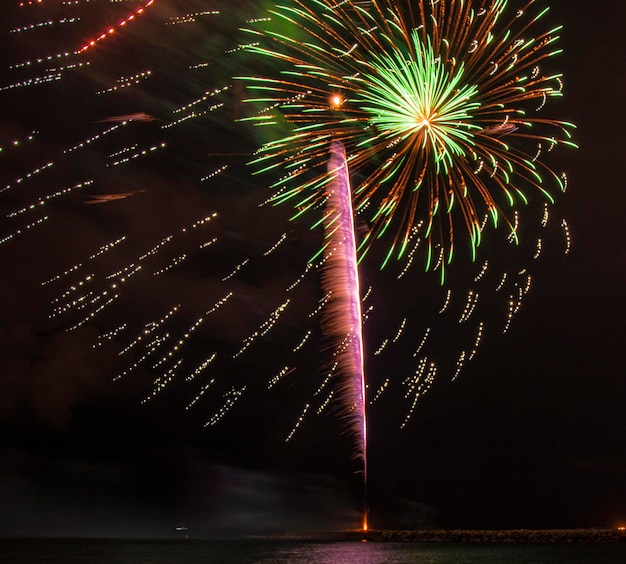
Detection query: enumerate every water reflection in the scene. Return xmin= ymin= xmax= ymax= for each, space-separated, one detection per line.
xmin=249 ymin=541 xmax=626 ymax=564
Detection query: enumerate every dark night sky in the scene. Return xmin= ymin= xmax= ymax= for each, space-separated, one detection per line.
xmin=0 ymin=0 xmax=625 ymax=538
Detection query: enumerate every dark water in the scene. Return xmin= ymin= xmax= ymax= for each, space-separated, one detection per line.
xmin=1 ymin=539 xmax=626 ymax=564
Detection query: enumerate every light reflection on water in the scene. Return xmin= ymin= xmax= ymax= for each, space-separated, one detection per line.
xmin=249 ymin=541 xmax=626 ymax=564
xmin=1 ymin=539 xmax=625 ymax=563
xmin=269 ymin=541 xmax=441 ymax=563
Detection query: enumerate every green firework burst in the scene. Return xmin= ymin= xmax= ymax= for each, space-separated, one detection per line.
xmin=240 ymin=0 xmax=577 ymax=279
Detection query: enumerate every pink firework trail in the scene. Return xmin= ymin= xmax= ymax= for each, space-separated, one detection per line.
xmin=322 ymin=141 xmax=368 ymax=526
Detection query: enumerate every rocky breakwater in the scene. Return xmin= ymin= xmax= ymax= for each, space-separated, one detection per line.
xmin=338 ymin=528 xmax=626 ymax=543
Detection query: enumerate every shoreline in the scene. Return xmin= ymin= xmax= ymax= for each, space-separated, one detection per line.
xmin=1 ymin=529 xmax=625 ymax=544
xmin=324 ymin=528 xmax=626 ymax=543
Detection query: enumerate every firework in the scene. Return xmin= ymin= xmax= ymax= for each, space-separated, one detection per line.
xmin=0 ymin=0 xmax=575 ymax=488
xmin=241 ymin=0 xmax=576 ymax=280
xmin=321 ymin=141 xmax=367 ymax=471
xmin=239 ymin=3 xmax=576 ymax=526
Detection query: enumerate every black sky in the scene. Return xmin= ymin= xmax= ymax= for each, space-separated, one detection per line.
xmin=0 ymin=0 xmax=625 ymax=538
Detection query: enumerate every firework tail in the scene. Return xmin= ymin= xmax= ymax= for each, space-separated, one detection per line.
xmin=322 ymin=141 xmax=368 ymax=527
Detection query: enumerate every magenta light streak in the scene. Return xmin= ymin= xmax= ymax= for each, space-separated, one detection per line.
xmin=322 ymin=141 xmax=367 ymax=478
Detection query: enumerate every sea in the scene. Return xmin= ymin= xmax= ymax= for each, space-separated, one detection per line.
xmin=1 ymin=539 xmax=626 ymax=564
